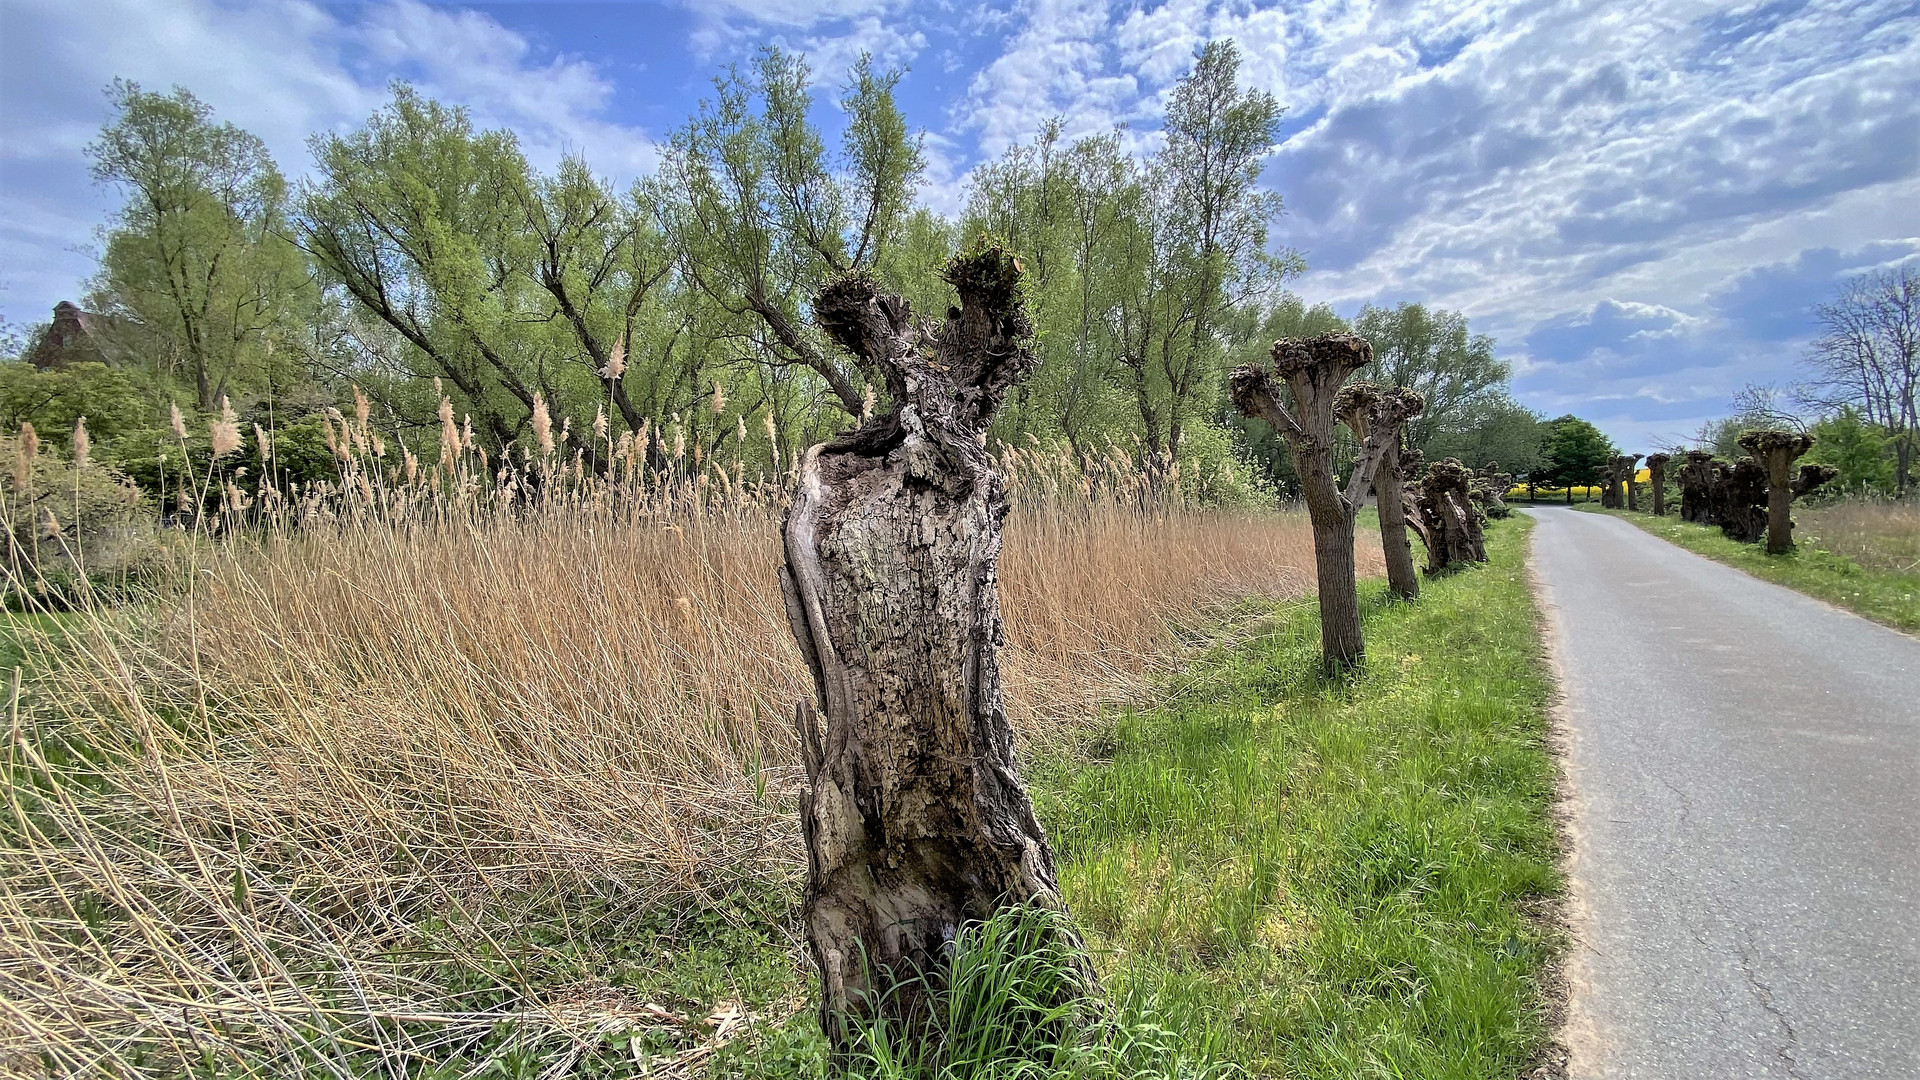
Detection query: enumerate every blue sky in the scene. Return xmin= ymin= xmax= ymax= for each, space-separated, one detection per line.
xmin=1 ymin=0 xmax=1916 ymax=448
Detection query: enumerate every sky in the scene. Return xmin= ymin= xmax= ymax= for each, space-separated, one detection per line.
xmin=1 ymin=0 xmax=1916 ymax=449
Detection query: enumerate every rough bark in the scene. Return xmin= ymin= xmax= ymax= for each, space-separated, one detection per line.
xmin=1229 ymin=334 xmax=1392 ymax=673
xmin=1673 ymin=444 xmax=1837 ymax=546
xmin=1410 ymin=458 xmax=1487 ymax=573
xmin=1736 ymin=430 xmax=1837 ymax=554
xmin=1646 ymin=453 xmax=1671 ymax=516
xmin=1602 ymin=454 xmax=1639 ymax=509
xmin=1335 ymin=382 xmax=1426 ymax=601
xmin=1677 ymin=451 xmax=1723 ymax=524
xmin=1623 ymin=454 xmax=1643 ymax=511
xmin=780 ymin=245 xmax=1085 ymax=1048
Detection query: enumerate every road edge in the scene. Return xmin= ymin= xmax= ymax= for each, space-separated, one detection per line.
xmin=1520 ymin=512 xmax=1590 ymax=1080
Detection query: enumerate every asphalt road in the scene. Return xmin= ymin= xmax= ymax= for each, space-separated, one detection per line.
xmin=1524 ymin=507 xmax=1919 ymax=1079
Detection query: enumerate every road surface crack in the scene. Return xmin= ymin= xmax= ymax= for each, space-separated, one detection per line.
xmin=1734 ymin=930 xmax=1805 ymax=1079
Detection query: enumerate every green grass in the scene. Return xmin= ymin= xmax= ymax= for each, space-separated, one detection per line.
xmin=0 ymin=610 xmax=77 ymax=671
xmin=1021 ymin=516 xmax=1562 ymax=1079
xmin=1580 ymin=506 xmax=1920 ymax=632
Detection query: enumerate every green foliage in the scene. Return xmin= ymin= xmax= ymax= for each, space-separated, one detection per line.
xmin=1 ymin=434 xmax=155 ymax=608
xmin=5 ymin=45 xmax=1552 ymax=515
xmin=967 ymin=42 xmax=1297 ymax=482
xmin=1353 ymin=302 xmax=1512 ymax=458
xmin=1535 ymin=415 xmax=1615 ymax=489
xmin=832 ymin=905 xmax=1231 ymax=1080
xmin=0 ymin=361 xmax=153 ymax=446
xmin=1806 ymin=406 xmax=1894 ymax=495
xmin=1426 ymin=396 xmax=1546 ymax=474
xmin=86 ymin=80 xmax=313 ymax=411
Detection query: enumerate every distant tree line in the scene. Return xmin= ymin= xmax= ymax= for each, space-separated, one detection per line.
xmin=3 ymin=42 xmax=1596 ymax=507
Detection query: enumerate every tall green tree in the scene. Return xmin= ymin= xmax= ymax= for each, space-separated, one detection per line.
xmin=300 ymin=86 xmax=697 ymax=461
xmin=1806 ymin=406 xmax=1893 ymax=495
xmin=1113 ymin=40 xmax=1295 ymax=467
xmin=659 ymin=49 xmax=925 ymax=428
xmin=86 ymin=80 xmax=312 ymax=411
xmin=1537 ymin=415 xmax=1615 ymax=497
xmin=1354 ymin=302 xmax=1510 ymax=457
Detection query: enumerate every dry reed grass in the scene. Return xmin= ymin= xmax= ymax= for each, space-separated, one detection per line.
xmin=2 ymin=484 xmax=1371 ymax=1075
xmin=1796 ymin=497 xmax=1920 ymax=574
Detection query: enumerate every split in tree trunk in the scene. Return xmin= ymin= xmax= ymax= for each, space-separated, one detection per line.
xmin=1229 ymin=335 xmax=1401 ymax=674
xmin=780 ymin=244 xmax=1088 ymax=1051
xmin=1335 ymin=383 xmax=1426 ymax=601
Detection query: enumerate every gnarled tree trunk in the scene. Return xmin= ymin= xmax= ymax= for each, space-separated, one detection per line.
xmin=1737 ymin=431 xmax=1837 ymax=554
xmin=1413 ymin=458 xmax=1487 ymax=572
xmin=1646 ymin=453 xmax=1670 ymax=516
xmin=780 ymin=247 xmax=1085 ymax=1048
xmin=1678 ymin=451 xmax=1720 ymax=523
xmin=1230 ymin=335 xmax=1400 ymax=673
xmin=1336 ymin=383 xmax=1426 ymax=601
xmin=1623 ymin=453 xmax=1643 ymax=511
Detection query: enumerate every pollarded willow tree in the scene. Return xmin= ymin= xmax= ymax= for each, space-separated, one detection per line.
xmin=1737 ymin=430 xmax=1838 ymax=554
xmin=779 ymin=242 xmax=1087 ymax=1047
xmin=1229 ymin=334 xmax=1405 ymax=671
xmin=1601 ymin=453 xmax=1640 ymax=509
xmin=1335 ymin=382 xmax=1425 ymax=600
xmin=1646 ymin=452 xmax=1671 ymax=515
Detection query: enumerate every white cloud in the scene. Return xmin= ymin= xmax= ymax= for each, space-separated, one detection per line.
xmin=0 ymin=0 xmax=657 ymax=322
xmin=958 ymin=0 xmax=1150 ymax=155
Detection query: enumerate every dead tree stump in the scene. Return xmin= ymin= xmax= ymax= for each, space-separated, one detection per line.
xmin=1413 ymin=458 xmax=1487 ymax=572
xmin=1736 ymin=431 xmax=1838 ymax=554
xmin=779 ymin=245 xmax=1086 ymax=1047
xmin=1335 ymin=382 xmax=1426 ymax=601
xmin=1646 ymin=453 xmax=1671 ymax=516
xmin=1230 ymin=335 xmax=1401 ymax=672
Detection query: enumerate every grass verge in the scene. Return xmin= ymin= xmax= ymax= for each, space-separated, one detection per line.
xmin=1577 ymin=506 xmax=1919 ymax=632
xmin=1021 ymin=515 xmax=1563 ymax=1078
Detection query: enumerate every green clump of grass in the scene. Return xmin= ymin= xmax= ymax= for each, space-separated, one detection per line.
xmin=831 ymin=905 xmax=1234 ymax=1080
xmin=1583 ymin=505 xmax=1920 ymax=631
xmin=1028 ymin=516 xmax=1563 ymax=1078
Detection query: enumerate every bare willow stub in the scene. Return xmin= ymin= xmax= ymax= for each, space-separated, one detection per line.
xmin=1335 ymin=382 xmax=1426 ymax=601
